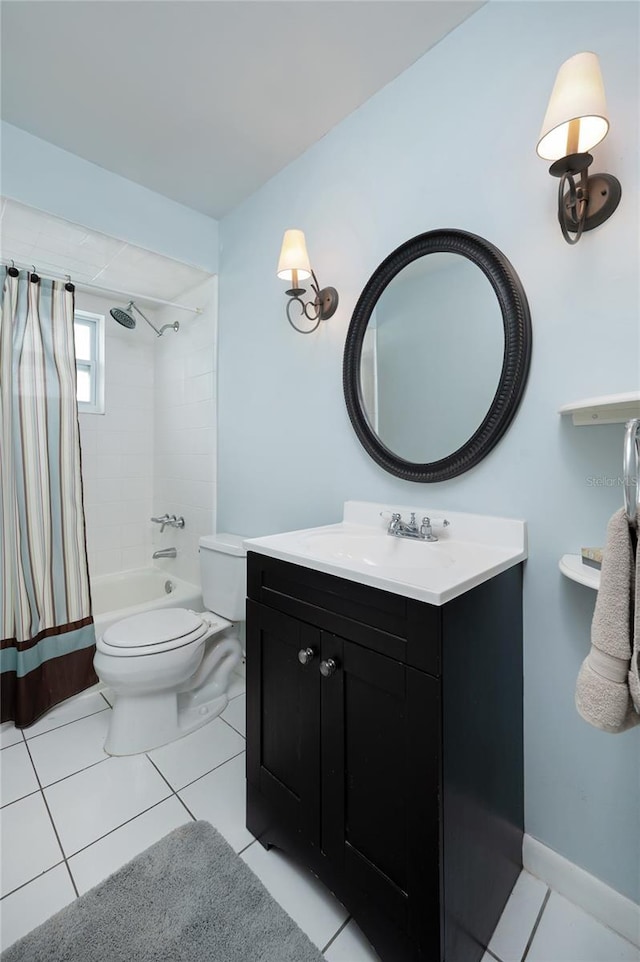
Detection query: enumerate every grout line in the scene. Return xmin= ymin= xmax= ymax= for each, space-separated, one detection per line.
xmin=485 ymin=950 xmax=502 ymax=962
xmin=145 ymin=755 xmax=184 ymax=797
xmin=144 ymin=755 xmax=198 ymax=822
xmin=0 ymin=730 xmax=26 ymax=750
xmin=153 ymin=748 xmax=246 ymax=795
xmin=218 ymin=714 xmax=245 ymax=739
xmin=0 ymin=860 xmax=66 ymax=901
xmin=22 ymin=739 xmax=80 ymax=898
xmin=23 ymin=706 xmax=110 ymax=743
xmin=65 ymin=796 xmax=175 ymax=861
xmin=521 ymin=888 xmax=551 ymax=962
xmin=321 ymin=916 xmax=352 ymax=955
xmin=99 ymin=692 xmax=113 ymax=708
xmin=237 ymin=839 xmax=256 ymax=857
xmin=175 ymin=793 xmax=197 ymax=822
xmin=63 ymin=860 xmax=80 ymax=900
xmin=1 ymin=787 xmax=41 ymax=810
xmin=38 ymin=754 xmax=111 ymax=791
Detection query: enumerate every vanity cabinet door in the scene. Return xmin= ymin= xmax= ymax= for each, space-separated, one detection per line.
xmin=246 ymin=600 xmax=321 ymax=848
xmin=320 ymin=632 xmax=442 ymax=958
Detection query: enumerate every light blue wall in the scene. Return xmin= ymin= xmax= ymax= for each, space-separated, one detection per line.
xmin=218 ymin=2 xmax=640 ymax=901
xmin=1 ymin=122 xmax=218 ymax=272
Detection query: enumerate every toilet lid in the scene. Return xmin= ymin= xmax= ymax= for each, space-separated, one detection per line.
xmin=102 ymin=608 xmax=208 ymax=650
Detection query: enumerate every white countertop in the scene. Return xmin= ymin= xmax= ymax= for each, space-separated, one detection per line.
xmin=245 ymin=500 xmax=527 ymax=606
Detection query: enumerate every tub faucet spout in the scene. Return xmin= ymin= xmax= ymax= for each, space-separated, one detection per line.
xmin=153 ymin=547 xmax=177 ymax=559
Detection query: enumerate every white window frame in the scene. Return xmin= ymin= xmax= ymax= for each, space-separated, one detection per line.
xmin=75 ymin=311 xmax=105 ymax=415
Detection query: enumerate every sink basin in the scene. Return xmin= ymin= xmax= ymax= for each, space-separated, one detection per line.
xmin=300 ymin=531 xmax=458 ymax=571
xmin=245 ymin=501 xmax=527 ymax=606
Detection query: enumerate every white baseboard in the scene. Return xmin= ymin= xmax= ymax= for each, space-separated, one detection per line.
xmin=523 ymin=834 xmax=640 ymax=947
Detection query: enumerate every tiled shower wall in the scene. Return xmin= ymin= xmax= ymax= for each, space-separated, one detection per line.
xmin=152 ymin=276 xmax=218 ymax=585
xmin=78 ymin=291 xmax=155 ymax=578
xmin=78 ymin=279 xmax=217 ymax=586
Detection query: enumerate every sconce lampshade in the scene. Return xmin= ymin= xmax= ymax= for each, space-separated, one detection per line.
xmin=537 ymin=52 xmax=610 ymax=161
xmin=277 ymin=229 xmax=312 ymax=282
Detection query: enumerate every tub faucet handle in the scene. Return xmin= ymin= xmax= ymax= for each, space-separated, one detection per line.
xmin=151 ymin=514 xmax=171 ymax=533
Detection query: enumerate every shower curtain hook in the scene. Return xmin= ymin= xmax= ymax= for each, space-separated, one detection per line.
xmin=30 ymin=265 xmax=40 ymax=283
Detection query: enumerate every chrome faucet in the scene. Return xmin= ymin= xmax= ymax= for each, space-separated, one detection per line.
xmin=151 ymin=514 xmax=185 ymax=533
xmin=153 ymin=547 xmax=177 ymax=559
xmin=383 ymin=511 xmax=450 ymax=542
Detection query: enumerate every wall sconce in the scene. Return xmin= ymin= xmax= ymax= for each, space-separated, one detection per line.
xmin=536 ymin=52 xmax=621 ymax=244
xmin=277 ymin=229 xmax=339 ymax=333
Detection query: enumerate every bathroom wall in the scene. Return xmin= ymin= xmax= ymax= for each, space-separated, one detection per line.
xmin=76 ymin=291 xmax=156 ymax=578
xmin=152 ymin=277 xmax=218 ymax=585
xmin=0 ymin=121 xmax=219 ymax=272
xmin=217 ymin=1 xmax=640 ymax=903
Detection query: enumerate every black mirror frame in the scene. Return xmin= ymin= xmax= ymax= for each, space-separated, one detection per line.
xmin=343 ymin=229 xmax=532 ymax=483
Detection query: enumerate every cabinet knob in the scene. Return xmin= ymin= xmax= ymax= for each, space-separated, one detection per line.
xmin=319 ymin=658 xmax=338 ymax=678
xmin=298 ymin=647 xmax=316 ymax=666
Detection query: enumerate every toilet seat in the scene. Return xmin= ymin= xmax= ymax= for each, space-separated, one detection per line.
xmin=99 ymin=608 xmax=222 ymax=657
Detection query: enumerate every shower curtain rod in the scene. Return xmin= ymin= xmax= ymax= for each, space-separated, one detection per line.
xmin=2 ymin=259 xmax=203 ymax=314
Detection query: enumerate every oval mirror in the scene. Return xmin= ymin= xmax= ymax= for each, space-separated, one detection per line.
xmin=343 ymin=230 xmax=532 ymax=482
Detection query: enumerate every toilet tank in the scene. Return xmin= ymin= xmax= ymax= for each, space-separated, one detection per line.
xmin=198 ymin=533 xmax=247 ymax=622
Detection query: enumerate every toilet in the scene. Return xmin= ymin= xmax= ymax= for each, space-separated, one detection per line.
xmin=94 ymin=534 xmax=246 ymax=756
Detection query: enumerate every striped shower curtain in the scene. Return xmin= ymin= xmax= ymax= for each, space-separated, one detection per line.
xmin=0 ymin=268 xmax=97 ymax=727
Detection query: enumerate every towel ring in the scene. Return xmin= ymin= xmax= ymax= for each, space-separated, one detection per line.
xmin=623 ymin=418 xmax=640 ymax=525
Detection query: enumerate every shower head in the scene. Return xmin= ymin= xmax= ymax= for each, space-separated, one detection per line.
xmin=110 ymin=300 xmax=179 ymax=337
xmin=110 ymin=303 xmax=136 ymax=329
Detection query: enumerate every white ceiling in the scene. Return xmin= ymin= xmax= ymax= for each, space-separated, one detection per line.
xmin=1 ymin=1 xmax=483 ymax=219
xmin=0 ymin=198 xmax=211 ymax=303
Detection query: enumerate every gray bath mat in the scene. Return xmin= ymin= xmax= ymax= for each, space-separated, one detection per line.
xmin=3 ymin=821 xmax=325 ymax=961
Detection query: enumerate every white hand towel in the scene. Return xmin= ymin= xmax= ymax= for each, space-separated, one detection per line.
xmin=575 ymin=508 xmax=640 ymax=733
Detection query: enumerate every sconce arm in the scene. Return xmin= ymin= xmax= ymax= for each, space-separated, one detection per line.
xmin=284 ymin=269 xmax=339 ymax=333
xmin=557 ymin=168 xmax=588 ymax=245
xmin=548 ymin=151 xmax=621 ymax=245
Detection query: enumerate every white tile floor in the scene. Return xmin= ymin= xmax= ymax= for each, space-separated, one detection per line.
xmin=1 ymin=681 xmax=638 ymax=961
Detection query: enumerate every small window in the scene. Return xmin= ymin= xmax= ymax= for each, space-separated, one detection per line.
xmin=74 ymin=311 xmax=105 ymax=414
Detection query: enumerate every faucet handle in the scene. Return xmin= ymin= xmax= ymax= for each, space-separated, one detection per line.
xmin=151 ymin=513 xmax=171 ymax=533
xmin=422 ymin=517 xmax=450 ymax=528
xmin=381 ymin=510 xmax=402 ymax=534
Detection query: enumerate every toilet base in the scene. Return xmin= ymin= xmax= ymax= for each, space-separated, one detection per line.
xmin=104 ymin=687 xmax=230 ymax=756
xmin=102 ymin=633 xmax=242 ymax=756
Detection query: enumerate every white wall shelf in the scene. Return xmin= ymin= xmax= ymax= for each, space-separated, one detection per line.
xmin=559 ymin=393 xmax=639 ymax=585
xmin=559 ymin=554 xmax=600 ymax=590
xmin=558 ymin=391 xmax=640 ymax=426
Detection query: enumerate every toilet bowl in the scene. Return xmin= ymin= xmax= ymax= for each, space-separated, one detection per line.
xmin=93 ymin=533 xmax=246 ymax=756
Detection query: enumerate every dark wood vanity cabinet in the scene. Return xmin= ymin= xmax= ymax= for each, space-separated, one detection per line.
xmin=246 ymin=552 xmax=524 ymax=962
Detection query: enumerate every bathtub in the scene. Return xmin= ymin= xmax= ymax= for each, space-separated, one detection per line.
xmin=91 ymin=567 xmax=203 ymax=639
